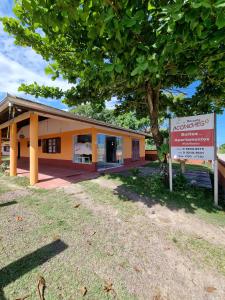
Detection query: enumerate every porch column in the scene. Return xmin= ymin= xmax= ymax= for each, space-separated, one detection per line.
xmin=30 ymin=113 xmax=38 ymax=185
xmin=10 ymin=122 xmax=17 ymax=176
xmin=92 ymin=128 xmax=97 ymax=170
xmin=0 ymin=129 xmax=2 ymax=164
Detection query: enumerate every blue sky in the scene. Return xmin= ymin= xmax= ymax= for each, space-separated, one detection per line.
xmin=0 ymin=0 xmax=224 ymax=145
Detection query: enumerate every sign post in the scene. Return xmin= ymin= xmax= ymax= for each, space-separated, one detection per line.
xmin=169 ymin=113 xmax=217 ymax=205
xmin=169 ymin=118 xmax=173 ymax=192
xmin=214 ymin=113 xmax=218 ymax=206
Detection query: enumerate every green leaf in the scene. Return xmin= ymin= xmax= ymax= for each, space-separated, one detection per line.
xmin=100 ymin=23 xmax=106 ymax=36
xmin=115 ymin=64 xmax=124 ymax=73
xmin=186 ymin=64 xmax=197 ymax=75
xmin=148 ymin=1 xmax=155 ymax=10
xmin=104 ymin=64 xmax=114 ymax=72
xmin=123 ymin=17 xmax=136 ymax=28
xmin=140 ymin=62 xmax=148 ymax=71
xmin=131 ymin=67 xmax=139 ymax=76
xmin=134 ymin=10 xmax=145 ymax=21
xmin=215 ymin=0 xmax=225 ymax=8
xmin=136 ymin=55 xmax=145 ymax=63
xmin=45 ymin=65 xmax=54 ymax=75
xmin=216 ymin=9 xmax=225 ymax=28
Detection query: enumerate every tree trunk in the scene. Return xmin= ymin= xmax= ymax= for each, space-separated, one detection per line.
xmin=146 ymin=82 xmax=163 ymax=148
xmin=146 ymin=82 xmax=169 ymax=185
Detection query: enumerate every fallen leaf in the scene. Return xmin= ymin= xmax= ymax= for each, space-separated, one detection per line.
xmin=80 ymin=286 xmax=87 ymax=296
xmin=16 ymin=216 xmax=23 ymax=221
xmin=195 ymin=236 xmax=203 ymax=240
xmin=15 ymin=295 xmax=29 ymax=300
xmin=134 ymin=266 xmax=141 ymax=273
xmin=103 ymin=281 xmax=117 ymax=298
xmin=37 ymin=276 xmax=46 ymax=300
xmin=90 ymin=231 xmax=96 ymax=236
xmin=205 ymin=286 xmax=217 ymax=293
xmin=103 ymin=281 xmax=113 ymax=292
xmin=74 ymin=203 xmax=81 ymax=208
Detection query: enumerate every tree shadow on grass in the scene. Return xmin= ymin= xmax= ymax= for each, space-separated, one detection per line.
xmin=106 ymin=173 xmax=220 ymax=215
xmin=0 ymin=239 xmax=68 ymax=300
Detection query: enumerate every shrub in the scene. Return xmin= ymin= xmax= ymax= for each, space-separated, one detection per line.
xmin=130 ymin=168 xmax=141 ymax=177
xmin=0 ymin=161 xmax=9 ymax=173
xmin=173 ymin=172 xmax=187 ymax=191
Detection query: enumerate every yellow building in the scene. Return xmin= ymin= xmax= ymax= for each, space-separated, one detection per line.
xmin=0 ymin=95 xmax=149 ymax=185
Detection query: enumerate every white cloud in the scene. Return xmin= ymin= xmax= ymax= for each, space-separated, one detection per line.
xmin=0 ymin=1 xmax=72 ymax=110
xmin=0 ymin=52 xmax=72 ymax=93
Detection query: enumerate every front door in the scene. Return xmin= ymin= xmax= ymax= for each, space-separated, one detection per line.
xmin=106 ymin=136 xmax=117 ymax=163
xmin=18 ymin=142 xmax=21 ymax=159
xmin=132 ymin=139 xmax=140 ymax=161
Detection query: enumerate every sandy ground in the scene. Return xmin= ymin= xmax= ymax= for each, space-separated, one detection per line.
xmin=1 ymin=175 xmax=225 ymax=299
xmin=62 ymin=179 xmax=225 ymax=300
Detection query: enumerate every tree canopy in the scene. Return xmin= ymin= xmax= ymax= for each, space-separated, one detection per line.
xmin=218 ymin=144 xmax=225 ymax=154
xmin=71 ymin=103 xmax=150 ymax=131
xmin=2 ymin=0 xmax=225 ymax=147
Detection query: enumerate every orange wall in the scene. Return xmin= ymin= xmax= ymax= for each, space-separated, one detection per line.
xmin=20 ymin=126 xmax=145 ymax=162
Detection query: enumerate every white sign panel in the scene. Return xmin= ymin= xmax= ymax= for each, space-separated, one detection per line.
xmin=170 ymin=113 xmax=215 ymax=160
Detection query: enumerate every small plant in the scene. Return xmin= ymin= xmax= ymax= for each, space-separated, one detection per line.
xmin=173 ymin=172 xmax=187 ymax=191
xmin=130 ymin=168 xmax=141 ymax=177
xmin=172 ymin=236 xmax=178 ymax=243
xmin=0 ymin=161 xmax=9 ymax=173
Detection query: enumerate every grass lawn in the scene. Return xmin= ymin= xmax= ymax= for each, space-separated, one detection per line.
xmin=1 ymin=169 xmax=225 ymax=299
xmin=145 ymin=160 xmax=212 ymax=172
xmin=105 ymin=171 xmax=225 ymax=227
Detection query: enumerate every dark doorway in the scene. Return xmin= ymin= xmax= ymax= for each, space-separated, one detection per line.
xmin=17 ymin=142 xmax=21 ymax=160
xmin=106 ymin=136 xmax=117 ymax=163
xmin=132 ymin=139 xmax=140 ymax=161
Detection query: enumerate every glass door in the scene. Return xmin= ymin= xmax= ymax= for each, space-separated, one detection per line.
xmin=97 ymin=134 xmax=123 ymax=170
xmin=116 ymin=137 xmax=123 ymax=164
xmin=97 ymin=134 xmax=106 ymax=168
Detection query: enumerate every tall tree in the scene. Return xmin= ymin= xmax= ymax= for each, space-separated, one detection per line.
xmin=1 ymin=0 xmax=225 ymax=147
xmin=219 ymin=144 xmax=225 ymax=154
xmin=72 ymin=103 xmax=150 ymax=131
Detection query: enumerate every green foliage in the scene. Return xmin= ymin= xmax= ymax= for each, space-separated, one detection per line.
xmin=0 ymin=161 xmax=9 ymax=173
xmin=173 ymin=172 xmax=187 ymax=191
xmin=130 ymin=168 xmax=141 ymax=177
xmin=72 ymin=103 xmax=150 ymax=131
xmin=1 ymin=0 xmax=225 ymax=146
xmin=218 ymin=144 xmax=225 ymax=154
xmin=157 ymin=143 xmax=169 ymax=161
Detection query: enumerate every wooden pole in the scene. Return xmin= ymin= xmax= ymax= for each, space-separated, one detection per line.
xmin=30 ymin=113 xmax=39 ymax=185
xmin=0 ymin=129 xmax=2 ymax=164
xmin=10 ymin=122 xmax=17 ymax=176
xmin=214 ymin=112 xmax=218 ymax=207
xmin=169 ymin=118 xmax=173 ymax=192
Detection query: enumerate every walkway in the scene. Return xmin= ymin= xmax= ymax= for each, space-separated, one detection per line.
xmin=17 ymin=158 xmax=148 ymax=189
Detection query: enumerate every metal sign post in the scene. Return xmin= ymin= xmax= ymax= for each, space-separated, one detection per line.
xmin=169 ymin=118 xmax=173 ymax=191
xmin=214 ymin=113 xmax=218 ymax=207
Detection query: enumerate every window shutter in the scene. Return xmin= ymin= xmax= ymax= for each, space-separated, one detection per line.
xmin=56 ymin=137 xmax=61 ymax=153
xmin=42 ymin=139 xmax=48 ymax=153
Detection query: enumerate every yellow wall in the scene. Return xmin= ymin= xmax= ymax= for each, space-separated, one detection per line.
xmin=19 ymin=126 xmax=145 ymax=161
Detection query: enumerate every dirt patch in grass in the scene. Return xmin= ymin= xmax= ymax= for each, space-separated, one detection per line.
xmin=93 ymin=176 xmax=225 ymax=247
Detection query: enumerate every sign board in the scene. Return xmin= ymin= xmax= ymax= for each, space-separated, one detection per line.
xmin=170 ymin=113 xmax=215 ymax=160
